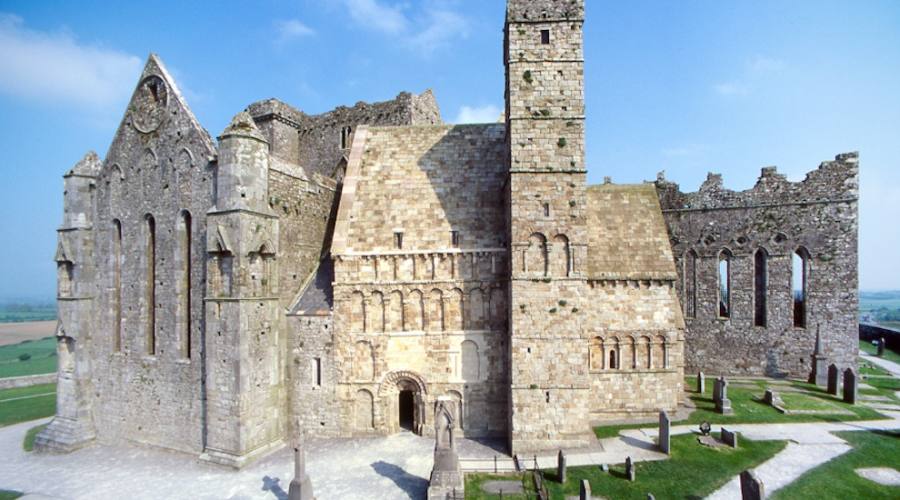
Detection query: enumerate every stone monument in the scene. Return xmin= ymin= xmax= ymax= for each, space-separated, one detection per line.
xmin=427 ymin=398 xmax=464 ymax=499
xmin=808 ymin=325 xmax=828 ymax=386
xmin=740 ymin=470 xmax=764 ymax=500
xmin=625 ymin=456 xmax=636 ymax=482
xmin=558 ymin=450 xmax=567 ymax=483
xmin=658 ymin=411 xmax=670 ymax=455
xmin=698 ymin=371 xmax=705 ymax=394
xmin=288 ymin=440 xmax=315 ymax=500
xmin=842 ymin=368 xmax=857 ymax=405
xmin=721 ymin=428 xmax=738 ymax=448
xmin=827 ymin=364 xmax=840 ymax=395
xmin=579 ymin=479 xmax=591 ymax=500
xmin=715 ymin=378 xmax=733 ymax=415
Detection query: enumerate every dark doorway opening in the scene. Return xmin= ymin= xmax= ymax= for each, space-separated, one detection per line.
xmin=399 ymin=390 xmax=415 ymax=431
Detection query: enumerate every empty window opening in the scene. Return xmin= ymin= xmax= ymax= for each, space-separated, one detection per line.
xmin=793 ymin=248 xmax=809 ymax=328
xmin=684 ymin=250 xmax=697 ymax=319
xmin=451 ymin=231 xmax=460 ymax=248
xmin=540 ymin=29 xmax=550 ymax=45
xmin=313 ymin=357 xmax=322 ymax=386
xmin=543 ymin=202 xmax=550 ymax=217
xmin=340 ymin=126 xmax=353 ymax=149
xmin=394 ymin=232 xmax=403 ymax=250
xmin=545 ymin=391 xmax=551 ymax=403
xmin=718 ymin=250 xmax=731 ymax=319
xmin=180 ymin=211 xmax=192 ymax=358
xmin=609 ymin=349 xmax=618 ymax=369
xmin=145 ymin=214 xmax=157 ymax=355
xmin=112 ymin=219 xmax=123 ymax=352
xmin=754 ymin=249 xmax=768 ymax=327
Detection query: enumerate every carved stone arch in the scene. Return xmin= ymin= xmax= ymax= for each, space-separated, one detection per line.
xmin=639 ymin=335 xmax=652 ymax=369
xmin=212 ymin=225 xmax=233 ymax=254
xmin=406 ymin=289 xmax=424 ymax=331
xmin=460 ymin=339 xmax=480 ymax=381
xmin=55 ymin=238 xmax=73 ymax=263
xmin=377 ymin=370 xmax=428 ymax=398
xmin=653 ymin=334 xmax=668 ymax=369
xmin=369 ymin=291 xmax=385 ymax=333
xmin=388 ymin=290 xmax=404 ymax=332
xmin=525 ymin=232 xmax=548 ymax=276
xmin=176 ymin=147 xmax=195 ymax=170
xmin=608 ymin=336 xmax=620 ymax=370
xmin=551 ymin=234 xmax=571 ymax=277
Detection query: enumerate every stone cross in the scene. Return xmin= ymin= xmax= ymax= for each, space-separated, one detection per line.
xmin=740 ymin=470 xmax=764 ymax=500
xmin=697 ymin=371 xmax=705 ymax=394
xmin=658 ymin=411 xmax=670 ymax=455
xmin=809 ymin=325 xmax=828 ymax=386
xmin=842 ymin=368 xmax=857 ymax=405
xmin=557 ymin=450 xmax=567 ymax=483
xmin=288 ymin=441 xmax=315 ymax=500
xmin=877 ymin=338 xmax=885 ymax=357
xmin=427 ymin=399 xmax=464 ymax=499
xmin=721 ymin=427 xmax=738 ymax=448
xmin=715 ymin=378 xmax=733 ymax=415
xmin=625 ymin=456 xmax=635 ymax=482
xmin=579 ymin=479 xmax=591 ymax=500
xmin=827 ymin=364 xmax=840 ymax=395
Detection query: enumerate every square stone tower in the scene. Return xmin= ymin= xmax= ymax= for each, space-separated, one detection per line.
xmin=505 ymin=0 xmax=592 ymax=453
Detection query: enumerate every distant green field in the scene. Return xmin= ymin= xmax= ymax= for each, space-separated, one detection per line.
xmin=0 ymin=305 xmax=56 ymax=324
xmin=0 ymin=337 xmax=57 ymax=378
xmin=0 ymin=383 xmax=56 ymax=427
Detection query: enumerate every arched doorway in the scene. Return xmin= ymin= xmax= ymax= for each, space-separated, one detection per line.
xmin=378 ymin=370 xmax=428 ymax=435
xmin=397 ymin=379 xmax=421 ymax=433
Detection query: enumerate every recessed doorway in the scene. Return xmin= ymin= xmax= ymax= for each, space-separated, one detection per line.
xmin=399 ymin=389 xmax=415 ymax=431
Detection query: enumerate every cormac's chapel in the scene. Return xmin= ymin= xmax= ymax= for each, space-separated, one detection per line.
xmin=37 ymin=0 xmax=859 ymax=467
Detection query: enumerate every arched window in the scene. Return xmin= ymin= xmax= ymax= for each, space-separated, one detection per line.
xmin=608 ymin=349 xmax=617 ymax=370
xmin=461 ymin=340 xmax=480 ymax=381
xmin=589 ymin=337 xmax=604 ymax=371
xmin=525 ymin=233 xmax=548 ymax=276
xmin=370 ymin=291 xmax=385 ymax=333
xmin=684 ymin=250 xmax=698 ymax=319
xmin=551 ymin=234 xmax=571 ymax=277
xmin=388 ymin=290 xmax=404 ymax=332
xmin=112 ymin=219 xmax=123 ymax=352
xmin=178 ymin=211 xmax=192 ymax=358
xmin=145 ymin=214 xmax=157 ymax=355
xmin=428 ymin=289 xmax=444 ymax=331
xmin=754 ymin=248 xmax=768 ymax=327
xmin=793 ymin=248 xmax=810 ymax=328
xmin=406 ymin=290 xmax=424 ymax=331
xmin=718 ymin=250 xmax=732 ymax=319
xmin=57 ymin=261 xmax=74 ymax=297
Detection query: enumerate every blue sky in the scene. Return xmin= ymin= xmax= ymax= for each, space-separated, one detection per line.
xmin=0 ymin=0 xmax=898 ymax=300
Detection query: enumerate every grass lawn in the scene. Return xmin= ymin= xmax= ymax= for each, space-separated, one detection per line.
xmin=22 ymin=423 xmax=48 ymax=451
xmin=0 ymin=383 xmax=56 ymax=427
xmin=860 ymin=338 xmax=900 ymax=366
xmin=0 ymin=337 xmax=57 ymax=378
xmin=772 ymin=430 xmax=900 ymax=500
xmin=543 ymin=433 xmax=786 ymax=500
xmin=465 ymin=473 xmax=538 ymax=499
xmin=0 ymin=491 xmax=22 ymax=500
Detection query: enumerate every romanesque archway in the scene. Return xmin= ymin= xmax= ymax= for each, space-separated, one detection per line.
xmin=377 ymin=370 xmax=428 ymax=435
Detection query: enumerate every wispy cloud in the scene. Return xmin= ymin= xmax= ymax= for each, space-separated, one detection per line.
xmin=454 ymin=104 xmax=501 ymax=124
xmin=0 ymin=13 xmax=141 ymax=109
xmin=340 ymin=0 xmax=469 ymax=56
xmin=275 ymin=19 xmax=316 ymax=42
xmin=713 ymin=55 xmax=787 ymax=98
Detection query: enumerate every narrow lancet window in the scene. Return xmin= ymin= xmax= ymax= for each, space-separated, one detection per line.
xmin=754 ymin=248 xmax=768 ymax=327
xmin=793 ymin=248 xmax=810 ymax=328
xmin=718 ymin=250 xmax=732 ymax=319
xmin=684 ymin=250 xmax=698 ymax=319
xmin=179 ymin=211 xmax=192 ymax=358
xmin=112 ymin=219 xmax=123 ymax=351
xmin=145 ymin=214 xmax=157 ymax=355
xmin=540 ymin=29 xmax=550 ymax=45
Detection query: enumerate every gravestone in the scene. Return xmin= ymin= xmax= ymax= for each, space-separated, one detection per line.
xmin=288 ymin=441 xmax=315 ymax=500
xmin=713 ymin=376 xmax=723 ymax=402
xmin=625 ymin=456 xmax=636 ymax=482
xmin=808 ymin=326 xmax=828 ymax=386
xmin=658 ymin=411 xmax=671 ymax=455
xmin=740 ymin=470 xmax=764 ymax=500
xmin=721 ymin=427 xmax=738 ymax=448
xmin=579 ymin=479 xmax=591 ymax=500
xmin=877 ymin=338 xmax=885 ymax=357
xmin=698 ymin=372 xmax=705 ymax=394
xmin=763 ymin=388 xmax=783 ymax=408
xmin=843 ymin=368 xmax=857 ymax=405
xmin=557 ymin=450 xmax=567 ymax=483
xmin=427 ymin=398 xmax=464 ymax=499
xmin=716 ymin=378 xmax=733 ymax=415
xmin=827 ymin=364 xmax=840 ymax=395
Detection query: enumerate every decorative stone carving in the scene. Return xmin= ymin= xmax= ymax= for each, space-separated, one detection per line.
xmin=427 ymin=398 xmax=464 ymax=499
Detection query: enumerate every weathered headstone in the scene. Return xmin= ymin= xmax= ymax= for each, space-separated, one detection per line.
xmin=827 ymin=364 xmax=840 ymax=395
xmin=287 ymin=441 xmax=315 ymax=500
xmin=843 ymin=368 xmax=857 ymax=405
xmin=579 ymin=479 xmax=591 ymax=500
xmin=763 ymin=388 xmax=783 ymax=408
xmin=740 ymin=470 xmax=764 ymax=500
xmin=721 ymin=427 xmax=738 ymax=448
xmin=877 ymin=338 xmax=885 ymax=357
xmin=427 ymin=398 xmax=464 ymax=499
xmin=808 ymin=325 xmax=828 ymax=386
xmin=658 ymin=411 xmax=671 ymax=455
xmin=713 ymin=376 xmax=723 ymax=402
xmin=625 ymin=456 xmax=636 ymax=482
xmin=647 ymin=495 xmax=656 ymax=500
xmin=716 ymin=378 xmax=733 ymax=415
xmin=698 ymin=371 xmax=705 ymax=394
xmin=557 ymin=450 xmax=567 ymax=483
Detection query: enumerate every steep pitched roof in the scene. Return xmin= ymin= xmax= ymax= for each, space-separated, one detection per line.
xmin=586 ymin=183 xmax=677 ymax=280
xmin=290 ymin=257 xmax=334 ymax=316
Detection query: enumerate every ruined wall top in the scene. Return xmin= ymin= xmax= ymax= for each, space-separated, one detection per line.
xmin=656 ymin=152 xmax=859 ymax=211
xmin=507 ymin=0 xmax=584 ymax=22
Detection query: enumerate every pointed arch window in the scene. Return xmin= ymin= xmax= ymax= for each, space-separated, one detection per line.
xmin=754 ymin=248 xmax=768 ymax=327
xmin=145 ymin=214 xmax=157 ymax=355
xmin=112 ymin=219 xmax=123 ymax=351
xmin=684 ymin=250 xmax=698 ymax=319
xmin=793 ymin=248 xmax=810 ymax=328
xmin=178 ymin=211 xmax=192 ymax=358
xmin=718 ymin=250 xmax=732 ymax=319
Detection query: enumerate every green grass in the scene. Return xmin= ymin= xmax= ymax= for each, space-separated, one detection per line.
xmin=22 ymin=422 xmax=48 ymax=451
xmin=772 ymin=430 xmax=900 ymax=500
xmin=543 ymin=433 xmax=786 ymax=500
xmin=465 ymin=473 xmax=538 ymax=499
xmin=593 ymin=423 xmax=650 ymax=440
xmin=860 ymin=338 xmax=900 ymax=365
xmin=0 ymin=383 xmax=56 ymax=427
xmin=0 ymin=337 xmax=57 ymax=378
xmin=0 ymin=491 xmax=23 ymax=500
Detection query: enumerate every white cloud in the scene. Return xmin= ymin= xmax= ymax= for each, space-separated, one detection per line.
xmin=454 ymin=104 xmax=501 ymax=124
xmin=340 ymin=0 xmax=468 ymax=56
xmin=275 ymin=19 xmax=316 ymax=41
xmin=0 ymin=13 xmax=141 ymax=109
xmin=713 ymin=82 xmax=749 ymax=96
xmin=344 ymin=0 xmax=407 ymax=35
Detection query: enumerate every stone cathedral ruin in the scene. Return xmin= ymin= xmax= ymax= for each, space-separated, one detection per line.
xmin=36 ymin=0 xmax=859 ymax=468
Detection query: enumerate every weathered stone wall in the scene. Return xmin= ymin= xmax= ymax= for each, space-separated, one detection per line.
xmin=657 ymin=153 xmax=859 ymax=377
xmin=288 ymin=314 xmax=340 ymax=437
xmin=330 ymin=124 xmax=509 ymax=439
